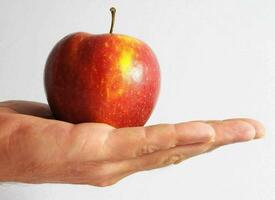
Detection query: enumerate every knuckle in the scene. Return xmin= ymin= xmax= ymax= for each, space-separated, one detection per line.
xmin=93 ymin=164 xmax=116 ymax=183
xmin=138 ymin=144 xmax=159 ymax=156
xmin=162 ymin=124 xmax=177 ymax=139
xmin=147 ymin=123 xmax=176 ymax=140
xmin=162 ymin=154 xmax=185 ymax=166
xmin=173 ymin=158 xmax=185 ymax=165
xmin=93 ymin=180 xmax=114 ymax=187
xmin=92 ymin=166 xmax=120 ymax=187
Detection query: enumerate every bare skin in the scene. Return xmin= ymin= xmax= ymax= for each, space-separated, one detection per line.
xmin=0 ymin=100 xmax=265 ymax=187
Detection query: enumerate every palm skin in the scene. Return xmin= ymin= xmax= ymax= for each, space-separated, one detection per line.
xmin=0 ymin=100 xmax=265 ymax=187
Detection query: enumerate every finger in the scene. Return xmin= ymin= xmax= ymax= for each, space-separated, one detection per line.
xmin=81 ymin=143 xmax=213 ymax=186
xmin=103 ymin=122 xmax=215 ymax=161
xmin=205 ymin=119 xmax=256 ymax=149
xmin=0 ymin=100 xmax=53 ymax=119
xmin=223 ymin=118 xmax=265 ymax=139
xmin=116 ymin=142 xmax=212 ymax=173
xmin=113 ymin=119 xmax=260 ymax=174
xmin=193 ymin=118 xmax=265 ymax=140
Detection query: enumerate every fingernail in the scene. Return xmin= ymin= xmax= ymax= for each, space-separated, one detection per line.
xmin=189 ymin=122 xmax=215 ymax=142
xmin=223 ymin=120 xmax=256 ymax=142
xmin=176 ymin=122 xmax=216 ymax=145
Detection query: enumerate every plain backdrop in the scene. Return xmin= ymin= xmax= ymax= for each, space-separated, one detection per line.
xmin=0 ymin=0 xmax=275 ymax=199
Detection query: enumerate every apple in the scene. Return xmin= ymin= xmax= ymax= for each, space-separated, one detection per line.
xmin=44 ymin=7 xmax=160 ymax=128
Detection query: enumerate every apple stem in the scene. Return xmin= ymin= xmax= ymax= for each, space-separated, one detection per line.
xmin=109 ymin=7 xmax=116 ymax=34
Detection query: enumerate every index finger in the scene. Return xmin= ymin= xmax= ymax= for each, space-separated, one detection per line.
xmin=103 ymin=122 xmax=215 ymax=161
xmin=199 ymin=118 xmax=265 ymax=150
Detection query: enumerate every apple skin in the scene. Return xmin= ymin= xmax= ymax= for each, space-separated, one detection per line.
xmin=44 ymin=32 xmax=160 ymax=128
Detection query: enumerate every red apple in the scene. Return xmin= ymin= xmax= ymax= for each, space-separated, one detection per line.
xmin=44 ymin=7 xmax=160 ymax=128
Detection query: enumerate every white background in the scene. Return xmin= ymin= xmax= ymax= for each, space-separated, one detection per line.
xmin=0 ymin=0 xmax=275 ymax=199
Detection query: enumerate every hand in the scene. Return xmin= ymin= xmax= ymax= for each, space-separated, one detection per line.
xmin=0 ymin=100 xmax=265 ymax=187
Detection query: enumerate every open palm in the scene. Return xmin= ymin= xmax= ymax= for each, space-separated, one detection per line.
xmin=0 ymin=100 xmax=264 ymax=186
